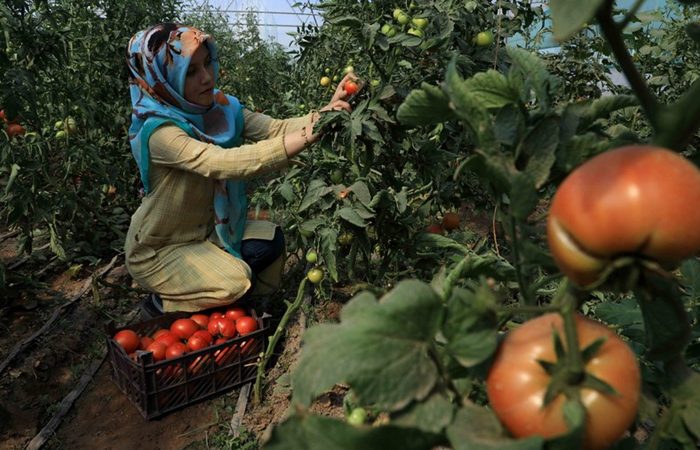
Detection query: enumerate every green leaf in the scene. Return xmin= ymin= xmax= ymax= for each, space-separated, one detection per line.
xmin=300 ymin=218 xmax=325 ymax=235
xmin=263 ymin=414 xmax=443 ymax=450
xmin=521 ymin=117 xmax=559 ymax=188
xmin=594 ymin=298 xmax=645 ymax=344
xmin=444 ymin=287 xmax=499 ymax=367
xmin=319 ymin=228 xmax=339 ymax=282
xmin=549 ymin=0 xmax=606 ymax=41
xmin=509 ymin=172 xmax=539 ymax=221
xmin=5 ymin=164 xmax=20 ymax=195
xmin=580 ymin=95 xmax=638 ymax=129
xmin=444 ymin=60 xmax=496 ymax=149
xmin=348 ymin=181 xmax=372 ymax=206
xmin=299 ymin=180 xmax=333 ymax=213
xmin=446 ymin=403 xmax=544 ymax=450
xmin=391 ymin=392 xmax=456 ymax=433
xmin=494 ymin=105 xmax=524 ymax=146
xmin=397 ymin=83 xmax=456 ymax=126
xmin=507 ymin=48 xmax=559 ymax=110
xmin=395 ymin=189 xmax=408 ymax=213
xmin=462 ymin=70 xmax=521 ymax=110
xmin=337 ymin=207 xmax=368 ymax=227
xmin=291 ymin=281 xmax=443 ymax=410
xmin=327 ymin=15 xmax=363 ymax=27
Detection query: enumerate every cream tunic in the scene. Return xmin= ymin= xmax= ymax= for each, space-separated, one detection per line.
xmin=125 ymin=109 xmax=311 ymax=312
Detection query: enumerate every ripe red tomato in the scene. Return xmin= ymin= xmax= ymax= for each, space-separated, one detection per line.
xmin=425 ymin=224 xmax=443 ymax=235
xmin=145 ymin=341 xmax=168 ymax=362
xmin=344 ymin=80 xmax=359 ymax=96
xmin=210 ymin=311 xmax=224 ymax=321
xmin=170 ymin=318 xmax=199 ymax=340
xmin=207 ymin=317 xmax=224 ymax=336
xmin=152 ymin=328 xmax=170 ymax=340
xmin=548 ymin=146 xmax=700 ymax=286
xmin=7 ymin=123 xmax=26 ymax=138
xmin=154 ymin=331 xmax=180 ymax=347
xmin=487 ymin=313 xmax=640 ymax=450
xmin=190 ymin=313 xmax=209 ymax=328
xmin=191 ymin=330 xmax=213 ymax=345
xmin=165 ymin=342 xmax=188 ymax=360
xmin=236 ymin=317 xmax=259 ymax=336
xmin=114 ymin=329 xmax=140 ymax=354
xmin=219 ymin=318 xmax=238 ymax=338
xmin=441 ymin=212 xmax=460 ymax=231
xmin=140 ymin=336 xmax=154 ymax=350
xmin=187 ymin=334 xmax=210 ymax=352
xmin=225 ymin=307 xmax=247 ymax=322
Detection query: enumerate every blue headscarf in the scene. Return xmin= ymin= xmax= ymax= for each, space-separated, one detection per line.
xmin=126 ymin=23 xmax=247 ymax=258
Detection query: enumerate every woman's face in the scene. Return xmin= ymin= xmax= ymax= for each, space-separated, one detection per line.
xmin=184 ymin=44 xmax=215 ymax=106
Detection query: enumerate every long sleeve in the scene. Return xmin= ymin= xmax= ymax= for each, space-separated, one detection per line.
xmin=242 ymin=109 xmax=314 ymax=141
xmin=148 ymin=124 xmax=289 ymax=180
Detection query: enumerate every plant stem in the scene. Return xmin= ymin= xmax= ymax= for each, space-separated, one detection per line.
xmin=596 ymin=0 xmax=659 ymax=127
xmin=441 ymin=254 xmax=473 ymax=303
xmin=560 ymin=289 xmax=584 ymax=374
xmin=253 ymin=277 xmax=308 ymax=405
xmin=428 ymin=345 xmax=464 ymax=406
xmin=508 ymin=215 xmax=534 ymax=306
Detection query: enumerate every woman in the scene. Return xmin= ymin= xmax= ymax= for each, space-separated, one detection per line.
xmin=125 ymin=23 xmax=356 ymax=317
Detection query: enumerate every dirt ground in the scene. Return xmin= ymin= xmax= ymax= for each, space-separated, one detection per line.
xmin=0 ymin=231 xmax=347 ymax=450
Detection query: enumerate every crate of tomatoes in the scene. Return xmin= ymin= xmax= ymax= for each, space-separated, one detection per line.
xmin=106 ymin=305 xmax=269 ymax=419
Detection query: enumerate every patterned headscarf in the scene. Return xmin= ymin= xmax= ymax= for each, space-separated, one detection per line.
xmin=126 ymin=23 xmax=247 ymax=258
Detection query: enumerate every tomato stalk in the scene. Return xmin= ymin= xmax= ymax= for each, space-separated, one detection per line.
xmin=253 ymin=277 xmax=309 ymax=405
xmin=507 ymin=215 xmax=535 ymax=306
xmin=559 ymin=288 xmax=585 ymax=377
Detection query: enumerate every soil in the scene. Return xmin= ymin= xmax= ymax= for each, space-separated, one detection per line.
xmin=0 ymin=231 xmax=348 ymax=450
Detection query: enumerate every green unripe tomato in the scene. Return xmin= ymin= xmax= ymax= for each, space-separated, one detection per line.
xmin=330 ymin=169 xmax=344 ymax=184
xmin=55 ymin=130 xmax=67 ymax=139
xmin=465 ymin=1 xmax=478 ymax=12
xmin=306 ymin=251 xmax=318 ymax=263
xmin=299 ymin=104 xmax=306 ymax=110
xmin=320 ymin=76 xmax=331 ymax=87
xmin=386 ymin=27 xmax=397 ymax=37
xmin=393 ymin=8 xmax=404 ymax=20
xmin=54 ymin=120 xmax=64 ymax=131
xmin=475 ymin=31 xmax=494 ymax=46
xmin=347 ymin=407 xmax=367 ymax=426
xmin=338 ymin=232 xmax=354 ymax=246
xmin=325 ymin=67 xmax=331 ymax=74
xmin=407 ymin=28 xmax=424 ymax=38
xmin=397 ymin=13 xmax=410 ymax=25
xmin=65 ymin=117 xmax=77 ymax=134
xmin=411 ymin=18 xmax=428 ymax=29
xmin=381 ymin=23 xmax=393 ymax=35
xmin=307 ymin=268 xmax=324 ymax=284
xmin=343 ymin=65 xmax=354 ymax=75
xmin=332 ymin=75 xmax=339 ymax=82
xmin=370 ymin=79 xmax=381 ymax=88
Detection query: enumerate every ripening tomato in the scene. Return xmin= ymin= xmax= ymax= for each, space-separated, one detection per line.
xmin=236 ymin=316 xmax=259 ymax=336
xmin=170 ymin=318 xmax=200 ymax=340
xmin=145 ymin=341 xmax=168 ymax=362
xmin=114 ymin=329 xmax=140 ymax=354
xmin=487 ymin=313 xmax=640 ymax=450
xmin=320 ymin=76 xmax=331 ymax=87
xmin=344 ymin=80 xmax=359 ymax=96
xmin=225 ymin=307 xmax=247 ymax=322
xmin=165 ymin=342 xmax=188 ymax=360
xmin=548 ymin=146 xmax=700 ymax=286
xmin=441 ymin=212 xmax=460 ymax=231
xmin=307 ymin=268 xmax=324 ymax=284
xmin=190 ymin=313 xmax=209 ymax=329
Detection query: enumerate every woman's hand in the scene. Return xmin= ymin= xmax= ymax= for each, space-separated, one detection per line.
xmin=319 ymin=72 xmax=362 ymax=113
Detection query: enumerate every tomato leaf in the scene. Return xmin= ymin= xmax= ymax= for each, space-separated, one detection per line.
xmin=445 ymin=403 xmax=544 ymax=450
xmin=507 ymin=48 xmax=559 ymax=111
xmin=461 ymin=70 xmax=521 ymax=110
xmin=444 ymin=286 xmax=499 ymax=367
xmin=579 ymin=95 xmax=638 ymax=129
xmin=391 ymin=392 xmax=456 ymax=433
xmin=494 ymin=105 xmax=524 ymax=146
xmin=291 ymin=280 xmax=443 ymax=410
xmin=397 ymin=83 xmax=456 ymax=126
xmin=521 ymin=117 xmax=559 ymax=189
xmin=337 ymin=207 xmax=367 ymax=227
xmin=319 ymin=227 xmax=339 ymax=282
xmin=509 ymin=172 xmax=538 ymax=221
xmin=263 ymin=413 xmax=443 ymax=450
xmin=299 ymin=179 xmax=333 ymax=213
xmin=549 ymin=0 xmax=606 ymax=41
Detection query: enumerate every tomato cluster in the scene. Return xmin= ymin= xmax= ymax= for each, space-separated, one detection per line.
xmin=112 ymin=307 xmax=260 ymax=370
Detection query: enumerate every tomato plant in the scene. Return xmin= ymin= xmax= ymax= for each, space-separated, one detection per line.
xmin=487 ymin=313 xmax=640 ymax=450
xmin=548 ymin=145 xmax=700 ymax=286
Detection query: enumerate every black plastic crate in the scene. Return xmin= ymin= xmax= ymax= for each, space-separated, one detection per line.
xmin=106 ymin=308 xmax=270 ymax=420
